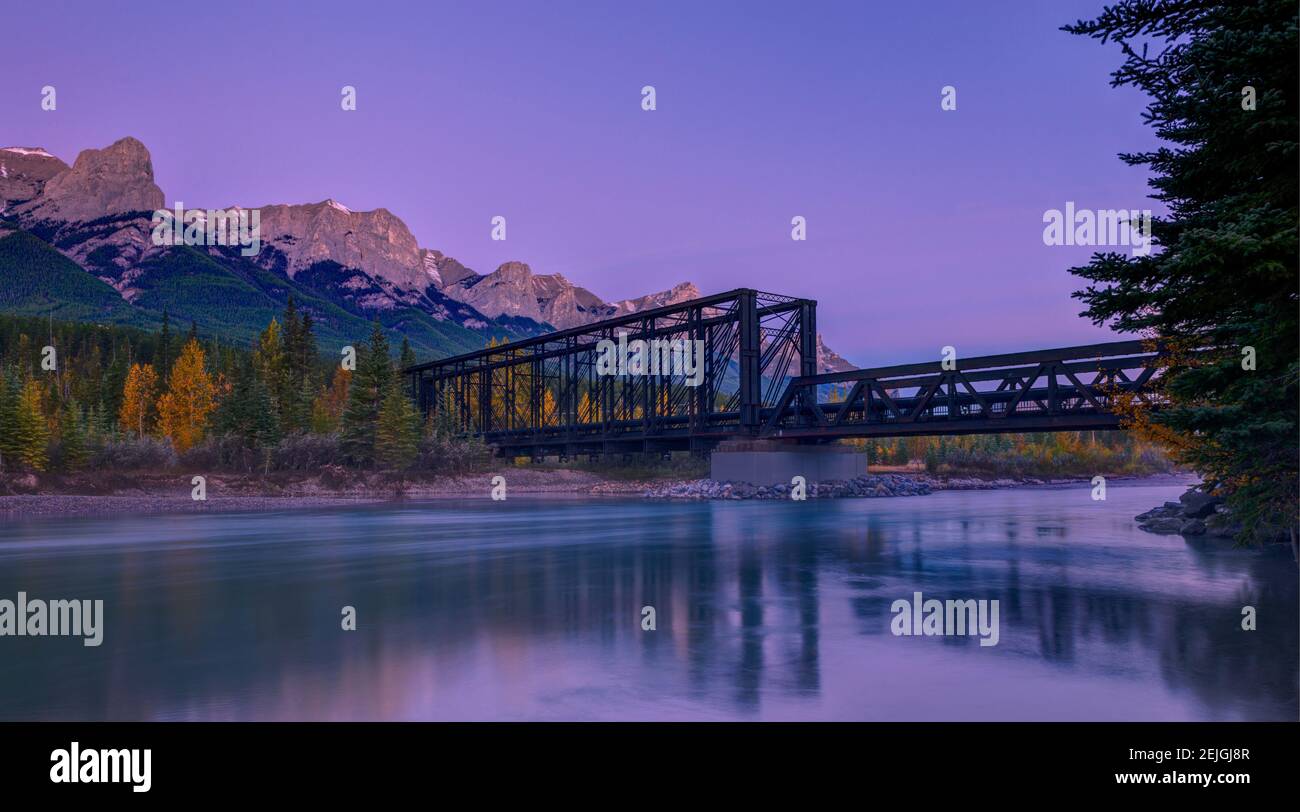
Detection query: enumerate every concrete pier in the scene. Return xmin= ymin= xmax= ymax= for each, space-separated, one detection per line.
xmin=709 ymin=439 xmax=867 ymax=485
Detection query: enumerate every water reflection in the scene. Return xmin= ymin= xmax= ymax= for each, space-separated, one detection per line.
xmin=0 ymin=484 xmax=1294 ymax=720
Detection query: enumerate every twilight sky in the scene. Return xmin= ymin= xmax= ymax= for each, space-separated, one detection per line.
xmin=2 ymin=0 xmax=1159 ymax=366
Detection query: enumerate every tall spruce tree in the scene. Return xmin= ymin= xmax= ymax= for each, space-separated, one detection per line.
xmin=0 ymin=369 xmax=21 ymax=471
xmin=15 ymin=379 xmax=49 ymax=472
xmin=340 ymin=322 xmax=393 ymax=466
xmin=215 ymin=356 xmax=280 ymax=450
xmin=156 ymin=310 xmax=174 ymax=382
xmin=376 ymin=380 xmax=421 ymax=469
xmin=279 ymin=298 xmax=316 ymax=433
xmin=59 ymin=398 xmax=88 ymax=471
xmin=1063 ymin=0 xmax=1298 ymax=545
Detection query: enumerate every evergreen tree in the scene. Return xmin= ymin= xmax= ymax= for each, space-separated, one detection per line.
xmin=102 ymin=338 xmax=130 ymax=421
xmin=15 ymin=379 xmax=49 ymax=471
xmin=253 ymin=317 xmax=288 ymax=427
xmin=59 ymin=398 xmax=88 ymax=471
xmin=215 ymin=356 xmax=280 ymax=449
xmin=0 ymin=369 xmax=21 ymax=470
xmin=86 ymin=402 xmax=111 ymax=450
xmin=399 ymin=336 xmax=416 ymax=370
xmin=156 ymin=310 xmax=174 ymax=382
xmin=278 ymin=298 xmax=315 ymax=433
xmin=1064 ymin=0 xmax=1298 ymax=543
xmin=376 ymin=380 xmax=421 ymax=469
xmin=340 ymin=322 xmax=392 ymax=466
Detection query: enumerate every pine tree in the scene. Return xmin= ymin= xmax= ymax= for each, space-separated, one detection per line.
xmin=399 ymin=336 xmax=416 ymax=370
xmin=215 ymin=356 xmax=280 ymax=449
xmin=376 ymin=381 xmax=420 ymax=469
xmin=15 ymin=379 xmax=49 ymax=472
xmin=279 ymin=299 xmax=317 ymax=433
xmin=59 ymin=398 xmax=88 ymax=471
xmin=254 ymin=317 xmax=287 ymax=424
xmin=280 ymin=300 xmax=303 ymax=430
xmin=86 ymin=402 xmax=111 ymax=450
xmin=340 ymin=323 xmax=392 ymax=466
xmin=156 ymin=310 xmax=174 ymax=382
xmin=102 ymin=339 xmax=130 ymax=421
xmin=0 ymin=369 xmax=21 ymax=470
xmin=156 ymin=339 xmax=217 ymax=453
xmin=1064 ymin=0 xmax=1298 ymax=543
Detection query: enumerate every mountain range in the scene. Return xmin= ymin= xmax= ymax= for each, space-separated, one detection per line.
xmin=0 ymin=136 xmax=853 ymax=371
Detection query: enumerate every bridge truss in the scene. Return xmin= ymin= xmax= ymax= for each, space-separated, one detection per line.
xmin=765 ymin=340 xmax=1165 ymax=439
xmin=403 ymin=289 xmax=1168 ymax=458
xmin=405 ymin=289 xmax=818 ymax=457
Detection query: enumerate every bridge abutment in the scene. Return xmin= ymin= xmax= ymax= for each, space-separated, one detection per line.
xmin=709 ymin=439 xmax=866 ymax=485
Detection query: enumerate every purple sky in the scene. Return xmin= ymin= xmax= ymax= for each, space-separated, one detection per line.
xmin=3 ymin=0 xmax=1159 ymax=366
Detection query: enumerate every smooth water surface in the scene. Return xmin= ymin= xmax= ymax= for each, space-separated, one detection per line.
xmin=1 ymin=483 xmax=1295 ymax=720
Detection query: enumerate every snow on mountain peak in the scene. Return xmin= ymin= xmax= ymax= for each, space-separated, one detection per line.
xmin=1 ymin=147 xmax=56 ymax=158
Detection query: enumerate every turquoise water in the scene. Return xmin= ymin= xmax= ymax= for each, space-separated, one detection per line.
xmin=0 ymin=482 xmax=1294 ymax=720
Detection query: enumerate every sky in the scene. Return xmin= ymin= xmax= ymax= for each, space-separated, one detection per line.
xmin=1 ymin=0 xmax=1161 ymax=366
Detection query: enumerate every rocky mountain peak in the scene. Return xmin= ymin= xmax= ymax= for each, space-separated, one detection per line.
xmin=253 ymin=200 xmax=428 ymax=292
xmin=1 ymin=134 xmax=857 ymax=371
xmin=491 ymin=260 xmax=534 ymax=286
xmin=611 ymin=281 xmax=701 ymax=316
xmin=0 ymin=147 xmax=70 ymax=214
xmin=12 ymin=136 xmax=162 ymax=222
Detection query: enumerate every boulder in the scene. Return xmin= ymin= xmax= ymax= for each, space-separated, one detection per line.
xmin=1178 ymin=489 xmax=1221 ymax=519
xmin=1139 ymin=516 xmax=1186 ymax=535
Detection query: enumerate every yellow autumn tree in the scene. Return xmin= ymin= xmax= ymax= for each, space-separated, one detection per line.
xmin=119 ymin=362 xmax=159 ymax=437
xmin=541 ymin=388 xmax=558 ymax=426
xmin=156 ymin=339 xmax=217 ymax=453
xmin=311 ymin=367 xmax=352 ymax=433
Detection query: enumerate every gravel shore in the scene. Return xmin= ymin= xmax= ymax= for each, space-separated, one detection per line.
xmin=0 ymin=469 xmax=1193 ymax=518
xmin=0 ymin=467 xmax=648 ymax=518
xmin=640 ymin=472 xmax=1194 ymax=500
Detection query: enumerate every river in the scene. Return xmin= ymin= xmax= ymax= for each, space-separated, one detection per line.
xmin=0 ymin=481 xmax=1295 ymax=721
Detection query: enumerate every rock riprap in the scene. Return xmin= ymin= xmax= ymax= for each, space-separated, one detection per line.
xmin=643 ymin=474 xmax=933 ymax=500
xmin=1135 ymin=486 xmax=1238 ymax=537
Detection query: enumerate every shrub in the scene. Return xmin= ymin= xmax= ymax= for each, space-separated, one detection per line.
xmin=415 ymin=434 xmax=492 ymax=474
xmin=91 ymin=436 xmax=178 ymax=471
xmin=271 ymin=432 xmax=343 ymax=471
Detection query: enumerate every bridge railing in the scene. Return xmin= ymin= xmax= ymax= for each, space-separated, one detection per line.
xmin=761 ymin=340 xmax=1169 ymax=438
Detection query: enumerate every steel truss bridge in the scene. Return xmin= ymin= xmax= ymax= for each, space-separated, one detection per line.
xmin=403 ymin=288 xmax=1166 ymax=459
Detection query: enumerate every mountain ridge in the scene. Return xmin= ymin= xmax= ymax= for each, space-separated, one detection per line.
xmin=1 ymin=136 xmax=854 ymax=372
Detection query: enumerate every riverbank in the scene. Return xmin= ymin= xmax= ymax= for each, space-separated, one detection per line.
xmin=0 ymin=467 xmax=651 ymax=518
xmin=0 ymin=468 xmax=1196 ymax=518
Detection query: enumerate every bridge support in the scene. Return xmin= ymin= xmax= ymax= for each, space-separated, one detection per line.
xmin=709 ymin=439 xmax=866 ymax=485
